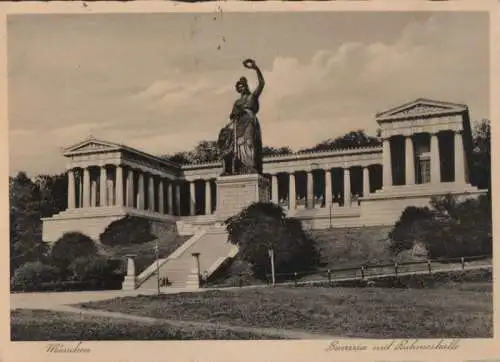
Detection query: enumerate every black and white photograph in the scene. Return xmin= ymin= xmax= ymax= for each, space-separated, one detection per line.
xmin=6 ymin=2 xmax=494 ymax=352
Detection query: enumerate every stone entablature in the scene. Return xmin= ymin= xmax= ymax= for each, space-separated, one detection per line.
xmin=65 ymin=138 xmax=180 ymax=179
xmin=180 ymin=145 xmax=383 ymax=181
xmin=376 ymin=98 xmax=468 ymax=122
xmin=263 ymin=146 xmax=382 ymax=174
xmin=380 ymin=114 xmax=464 ymax=138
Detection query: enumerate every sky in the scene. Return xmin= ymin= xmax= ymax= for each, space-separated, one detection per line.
xmin=8 ymin=11 xmax=490 ymax=177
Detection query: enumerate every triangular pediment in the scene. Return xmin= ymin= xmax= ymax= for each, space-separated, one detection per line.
xmin=64 ymin=138 xmax=121 ymax=155
xmin=376 ymin=98 xmax=468 ymax=119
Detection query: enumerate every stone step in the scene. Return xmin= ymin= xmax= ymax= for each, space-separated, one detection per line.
xmin=137 ymin=226 xmax=233 ymax=290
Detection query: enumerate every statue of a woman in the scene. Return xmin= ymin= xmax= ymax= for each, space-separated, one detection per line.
xmin=218 ymin=59 xmax=265 ymax=175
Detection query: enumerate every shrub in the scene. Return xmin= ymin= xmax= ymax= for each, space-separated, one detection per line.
xmin=100 ymin=216 xmax=156 ymax=246
xmin=388 ymin=206 xmax=434 ymax=254
xmin=389 ymin=194 xmax=492 ymax=259
xmin=50 ymin=232 xmax=97 ymax=275
xmin=225 ymin=202 xmax=319 ymax=280
xmin=11 ymin=261 xmax=60 ymax=291
xmin=68 ymin=255 xmax=120 ymax=281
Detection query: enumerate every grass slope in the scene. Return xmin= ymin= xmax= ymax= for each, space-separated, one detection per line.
xmin=103 ymin=235 xmax=190 ymax=276
xmin=99 ymin=219 xmax=190 ymax=275
xmin=209 ymin=226 xmax=396 ymax=286
xmin=80 ymin=271 xmax=492 ymax=339
xmin=312 ymin=226 xmax=395 ymax=268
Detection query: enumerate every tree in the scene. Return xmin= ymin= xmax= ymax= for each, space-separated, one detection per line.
xmin=11 ymin=261 xmax=60 ymax=291
xmin=162 ymin=140 xmax=220 ymax=164
xmin=225 ymin=202 xmax=319 ymax=279
xmin=262 ymin=146 xmax=293 ymax=157
xmin=471 ymin=119 xmax=491 ymax=190
xmin=9 ymin=172 xmax=48 ymax=274
xmin=299 ymin=130 xmax=381 ymax=153
xmin=34 ymin=173 xmax=68 ymax=218
xmin=50 ymin=232 xmax=98 ymax=276
xmin=191 ymin=140 xmax=220 ymax=163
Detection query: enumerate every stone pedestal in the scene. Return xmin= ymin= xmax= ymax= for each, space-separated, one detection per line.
xmin=215 ymin=174 xmax=271 ymax=220
xmin=121 ymin=256 xmax=137 ymax=291
xmin=122 ymin=276 xmax=137 ymax=291
xmin=186 ymin=252 xmax=201 ymax=289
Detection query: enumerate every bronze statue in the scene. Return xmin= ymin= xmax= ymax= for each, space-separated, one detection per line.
xmin=218 ymin=58 xmax=265 ymax=175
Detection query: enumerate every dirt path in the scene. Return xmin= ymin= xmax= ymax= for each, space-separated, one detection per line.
xmin=51 ymin=305 xmax=337 ymax=340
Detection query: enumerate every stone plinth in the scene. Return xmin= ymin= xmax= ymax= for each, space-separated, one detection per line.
xmin=122 ymin=276 xmax=137 ymax=291
xmin=359 ymin=183 xmax=486 ymax=226
xmin=215 ymin=174 xmax=271 ymax=220
xmin=122 ymin=256 xmax=137 ymax=291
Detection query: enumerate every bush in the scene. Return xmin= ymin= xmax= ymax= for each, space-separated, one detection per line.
xmin=225 ymin=202 xmax=319 ymax=280
xmin=11 ymin=261 xmax=60 ymax=291
xmin=388 ymin=206 xmax=434 ymax=254
xmin=389 ymin=194 xmax=492 ymax=259
xmin=100 ymin=216 xmax=156 ymax=246
xmin=50 ymin=232 xmax=97 ymax=275
xmin=68 ymin=255 xmax=122 ymax=281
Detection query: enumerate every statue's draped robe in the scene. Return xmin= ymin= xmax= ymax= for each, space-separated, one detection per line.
xmin=218 ymin=93 xmax=263 ymax=174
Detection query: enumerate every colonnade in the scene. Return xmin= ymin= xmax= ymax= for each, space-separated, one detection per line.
xmin=269 ymin=164 xmax=381 ymax=211
xmin=67 ymin=165 xmax=180 ymax=215
xmin=382 ymin=130 xmax=466 ymax=187
xmin=67 ymin=131 xmax=466 ymax=216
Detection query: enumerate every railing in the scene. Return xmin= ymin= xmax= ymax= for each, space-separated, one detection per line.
xmin=264 ymin=255 xmax=492 ymax=287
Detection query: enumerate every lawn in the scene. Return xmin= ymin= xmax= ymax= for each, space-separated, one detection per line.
xmin=80 ymin=278 xmax=493 ymax=339
xmin=11 ymin=309 xmax=281 ymax=340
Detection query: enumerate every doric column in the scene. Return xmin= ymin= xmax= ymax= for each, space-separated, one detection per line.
xmin=454 ymin=131 xmax=465 ymax=184
xmin=324 ymin=170 xmax=332 ymax=208
xmin=91 ymin=178 xmax=97 ymax=207
xmin=306 ymin=171 xmax=314 ymax=209
xmin=67 ymin=169 xmax=76 ymax=209
xmin=158 ymin=178 xmax=164 ymax=214
xmin=363 ymin=166 xmax=370 ymax=196
xmin=115 ymin=165 xmax=124 ymax=206
xmin=167 ymin=182 xmax=173 ymax=215
xmin=137 ymin=172 xmax=145 ymax=209
xmin=175 ymin=183 xmax=181 ymax=216
xmin=83 ymin=167 xmax=90 ymax=208
xmin=288 ymin=173 xmax=296 ymax=210
xmin=126 ymin=169 xmax=134 ymax=207
xmin=78 ymin=172 xmax=83 ymax=208
xmin=405 ymin=136 xmax=415 ymax=185
xmin=343 ymin=168 xmax=351 ymax=207
xmin=205 ymin=180 xmax=212 ymax=215
xmin=148 ymin=174 xmax=155 ymax=212
xmin=382 ymin=137 xmax=393 ymax=188
xmin=99 ymin=166 xmax=107 ymax=207
xmin=189 ymin=181 xmax=196 ymax=216
xmin=271 ymin=174 xmax=279 ymax=204
xmin=430 ymin=132 xmax=441 ymax=184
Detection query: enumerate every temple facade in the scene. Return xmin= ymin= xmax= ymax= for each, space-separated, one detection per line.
xmin=42 ymin=98 xmax=485 ymax=242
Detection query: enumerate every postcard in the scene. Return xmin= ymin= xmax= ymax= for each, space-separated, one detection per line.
xmin=1 ymin=1 xmax=499 ymax=362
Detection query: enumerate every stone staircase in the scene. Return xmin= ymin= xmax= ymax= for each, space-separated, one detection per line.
xmin=136 ymin=224 xmax=238 ymax=290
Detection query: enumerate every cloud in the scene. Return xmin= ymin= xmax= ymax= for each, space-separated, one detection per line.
xmin=258 ymin=13 xmax=488 ymax=132
xmin=8 ymin=13 xmax=489 ymax=177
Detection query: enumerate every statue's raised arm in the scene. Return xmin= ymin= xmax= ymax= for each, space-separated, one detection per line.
xmin=243 ymin=58 xmax=265 ymax=100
